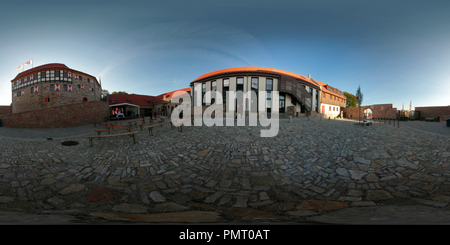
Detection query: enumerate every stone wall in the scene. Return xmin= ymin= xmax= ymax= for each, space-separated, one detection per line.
xmin=414 ymin=106 xmax=450 ymax=120
xmin=0 ymin=106 xmax=11 ymax=116
xmin=0 ymin=101 xmax=109 ymax=128
xmin=342 ymin=104 xmax=398 ymax=119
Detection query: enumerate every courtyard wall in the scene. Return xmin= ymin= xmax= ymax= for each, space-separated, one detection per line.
xmin=342 ymin=104 xmax=398 ymax=119
xmin=414 ymin=106 xmax=450 ymax=121
xmin=0 ymin=101 xmax=109 ymax=128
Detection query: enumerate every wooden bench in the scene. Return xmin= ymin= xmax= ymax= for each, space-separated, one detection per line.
xmin=85 ymin=131 xmax=140 ymax=147
xmin=172 ymin=117 xmax=194 ymax=132
xmin=93 ymin=122 xmax=108 ymax=127
xmin=143 ymin=120 xmax=173 ymax=136
xmin=95 ymin=126 xmax=133 ymax=135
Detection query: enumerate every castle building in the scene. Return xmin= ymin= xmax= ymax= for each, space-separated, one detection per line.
xmin=11 ymin=63 xmax=102 ymax=114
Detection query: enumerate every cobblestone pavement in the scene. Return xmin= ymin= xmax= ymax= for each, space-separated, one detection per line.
xmin=0 ymin=117 xmax=449 ymax=224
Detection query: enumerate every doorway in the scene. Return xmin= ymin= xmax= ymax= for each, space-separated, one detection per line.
xmin=279 ymin=94 xmax=285 ymax=113
xmin=363 ymin=108 xmax=373 ymax=119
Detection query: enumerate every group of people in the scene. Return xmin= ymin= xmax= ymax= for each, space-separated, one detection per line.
xmin=141 ymin=110 xmax=158 ymax=120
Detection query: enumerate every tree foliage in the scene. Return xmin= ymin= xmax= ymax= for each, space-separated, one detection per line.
xmin=355 ymin=85 xmax=363 ymax=107
xmin=111 ymin=91 xmax=128 ymax=94
xmin=355 ymin=85 xmax=364 ymax=122
xmin=343 ymin=92 xmax=358 ymax=108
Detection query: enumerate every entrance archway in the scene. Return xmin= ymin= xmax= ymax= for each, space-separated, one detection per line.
xmin=363 ymin=108 xmax=372 ymax=119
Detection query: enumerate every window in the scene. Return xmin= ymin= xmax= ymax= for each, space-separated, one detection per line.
xmin=211 ymin=81 xmax=216 ymax=91
xmin=31 ymin=87 xmax=34 ymax=94
xmin=63 ymin=85 xmax=67 ymax=91
xmin=202 ymin=83 xmax=206 ymax=106
xmin=41 ymin=71 xmax=46 ymax=79
xmin=266 ymin=78 xmax=273 ymax=113
xmin=50 ymin=84 xmax=55 ymax=91
xmin=78 ymin=85 xmax=81 ymax=89
xmin=251 ymin=77 xmax=258 ymax=90
xmin=223 ymin=78 xmax=229 ymax=105
xmin=55 ymin=70 xmax=60 ymax=77
xmin=266 ymin=79 xmax=273 ymax=90
xmin=251 ymin=77 xmax=258 ymax=111
xmin=315 ymin=90 xmax=319 ymax=113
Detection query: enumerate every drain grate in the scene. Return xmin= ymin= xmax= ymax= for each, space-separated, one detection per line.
xmin=61 ymin=141 xmax=79 ymax=146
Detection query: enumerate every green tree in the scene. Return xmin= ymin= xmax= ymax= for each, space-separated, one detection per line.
xmin=355 ymin=85 xmax=364 ymax=123
xmin=101 ymin=89 xmax=109 ymax=101
xmin=111 ymin=91 xmax=128 ymax=94
xmin=343 ymin=92 xmax=358 ymax=108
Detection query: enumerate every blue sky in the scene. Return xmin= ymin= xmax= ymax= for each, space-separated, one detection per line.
xmin=2 ymin=0 xmax=449 ymax=109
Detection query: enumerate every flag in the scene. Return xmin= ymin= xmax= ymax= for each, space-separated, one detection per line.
xmin=25 ymin=60 xmax=32 ymax=66
xmin=16 ymin=64 xmax=23 ymax=70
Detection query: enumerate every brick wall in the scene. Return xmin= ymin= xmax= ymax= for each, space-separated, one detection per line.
xmin=414 ymin=106 xmax=450 ymax=120
xmin=0 ymin=101 xmax=109 ymax=128
xmin=0 ymin=106 xmax=11 ymax=116
xmin=342 ymin=104 xmax=398 ymax=119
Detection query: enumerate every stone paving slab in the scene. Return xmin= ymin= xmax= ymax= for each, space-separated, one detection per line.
xmin=0 ymin=117 xmax=449 ymax=224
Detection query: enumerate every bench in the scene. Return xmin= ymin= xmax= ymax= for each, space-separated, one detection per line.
xmin=425 ymin=117 xmax=434 ymax=121
xmin=85 ymin=131 xmax=140 ymax=147
xmin=172 ymin=117 xmax=194 ymax=132
xmin=143 ymin=120 xmax=173 ymax=136
xmin=360 ymin=120 xmax=372 ymax=126
xmin=95 ymin=126 xmax=133 ymax=135
xmin=93 ymin=122 xmax=108 ymax=127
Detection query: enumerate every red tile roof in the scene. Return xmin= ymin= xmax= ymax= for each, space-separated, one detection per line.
xmin=108 ymin=87 xmax=191 ymax=107
xmin=108 ymin=94 xmax=156 ymax=107
xmin=191 ymin=67 xmax=319 ymax=87
xmin=314 ymin=80 xmax=346 ymax=99
xmin=152 ymin=87 xmax=191 ymax=104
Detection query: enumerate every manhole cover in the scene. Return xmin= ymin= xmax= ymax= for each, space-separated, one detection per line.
xmin=61 ymin=141 xmax=79 ymax=146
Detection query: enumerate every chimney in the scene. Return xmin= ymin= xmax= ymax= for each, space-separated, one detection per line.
xmin=308 ymin=74 xmax=311 ymax=79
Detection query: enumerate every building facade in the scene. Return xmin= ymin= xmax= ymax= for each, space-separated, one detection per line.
xmin=152 ymin=88 xmax=191 ymax=117
xmin=314 ymin=80 xmax=346 ymax=118
xmin=11 ymin=63 xmax=102 ymax=114
xmin=189 ymin=67 xmax=345 ymax=118
xmin=108 ymin=88 xmax=191 ymax=119
xmin=108 ymin=94 xmax=154 ymax=118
